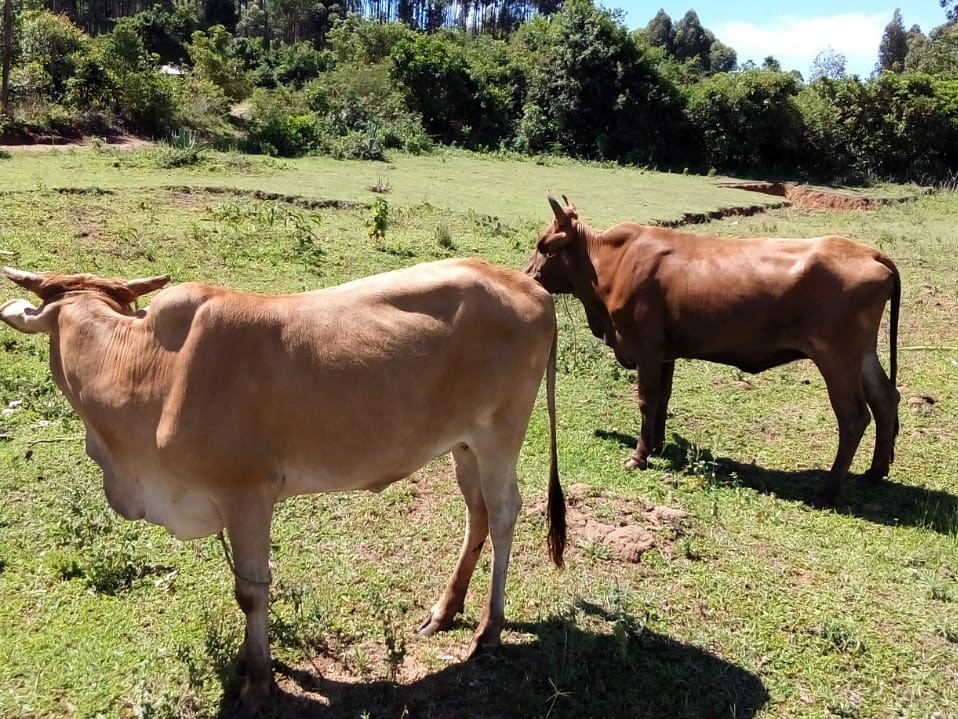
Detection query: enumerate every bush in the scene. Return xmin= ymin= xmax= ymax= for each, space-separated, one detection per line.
xmin=18 ymin=10 xmax=91 ymax=100
xmin=96 ymin=17 xmax=178 ymax=135
xmin=390 ymin=32 xmax=482 ymax=145
xmin=188 ymin=25 xmax=251 ymax=101
xmin=173 ymin=75 xmax=232 ymax=135
xmin=243 ymin=90 xmax=319 ymax=156
xmin=126 ymin=3 xmax=199 ymax=66
xmin=153 ymin=129 xmax=203 ymax=167
xmin=685 ymin=69 xmax=802 ymax=174
xmin=303 ymin=62 xmax=432 ymax=155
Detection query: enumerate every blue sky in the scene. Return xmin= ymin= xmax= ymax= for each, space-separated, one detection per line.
xmin=610 ymin=2 xmax=948 ymax=78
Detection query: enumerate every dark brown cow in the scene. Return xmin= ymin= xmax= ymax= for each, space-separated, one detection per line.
xmin=525 ymin=195 xmax=901 ymax=506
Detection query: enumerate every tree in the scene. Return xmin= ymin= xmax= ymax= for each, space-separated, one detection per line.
xmin=1 ymin=0 xmax=12 ymax=114
xmin=762 ymin=55 xmax=781 ymax=71
xmin=672 ymin=10 xmax=709 ymax=65
xmin=708 ymin=39 xmax=736 ymax=73
xmin=645 ymin=8 xmax=674 ymax=54
xmin=877 ymin=8 xmax=908 ymax=73
xmin=514 ymin=0 xmax=685 ymax=163
xmin=809 ymin=46 xmax=846 ymax=81
xmin=905 ymin=22 xmax=958 ymax=77
xmin=941 ymin=0 xmax=958 ymax=24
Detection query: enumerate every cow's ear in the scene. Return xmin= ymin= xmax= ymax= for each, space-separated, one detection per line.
xmin=538 ymin=230 xmax=572 ymax=255
xmin=0 ymin=298 xmax=57 ymax=335
xmin=561 ymin=195 xmax=578 ymax=219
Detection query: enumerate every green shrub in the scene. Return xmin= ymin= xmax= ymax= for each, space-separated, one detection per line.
xmin=188 ymin=25 xmax=251 ymax=101
xmin=246 ymin=112 xmax=320 ymax=157
xmin=153 ymin=129 xmax=202 ymax=167
xmin=18 ymin=10 xmax=91 ymax=100
xmin=323 ymin=123 xmax=385 ymax=160
xmin=303 ymin=63 xmax=432 ymax=157
xmin=685 ymin=69 xmax=802 ymax=174
xmin=173 ymin=74 xmax=232 ymax=135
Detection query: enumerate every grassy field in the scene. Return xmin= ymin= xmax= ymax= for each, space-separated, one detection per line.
xmin=0 ymin=146 xmax=955 ymax=719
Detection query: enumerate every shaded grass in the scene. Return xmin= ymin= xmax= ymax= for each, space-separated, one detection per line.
xmin=0 ymin=154 xmax=955 ymax=719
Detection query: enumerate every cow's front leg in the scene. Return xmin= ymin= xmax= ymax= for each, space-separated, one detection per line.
xmin=223 ymin=499 xmax=275 ymax=718
xmin=626 ymin=358 xmax=664 ymax=469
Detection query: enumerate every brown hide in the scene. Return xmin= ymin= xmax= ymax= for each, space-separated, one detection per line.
xmin=1 ymin=259 xmax=566 ymax=716
xmin=526 ymin=196 xmax=900 ymax=507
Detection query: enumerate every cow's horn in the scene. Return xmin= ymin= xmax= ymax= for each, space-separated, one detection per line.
xmin=548 ymin=195 xmax=565 ymax=220
xmin=126 ymin=274 xmax=171 ymax=299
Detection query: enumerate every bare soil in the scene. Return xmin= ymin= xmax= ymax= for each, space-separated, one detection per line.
xmin=526 ymin=482 xmax=689 ymax=563
xmin=0 ymin=133 xmax=152 ymax=153
xmin=719 ymin=180 xmax=931 ymax=211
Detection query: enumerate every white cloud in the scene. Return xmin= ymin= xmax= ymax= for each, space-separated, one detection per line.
xmin=714 ymin=12 xmax=891 ymax=78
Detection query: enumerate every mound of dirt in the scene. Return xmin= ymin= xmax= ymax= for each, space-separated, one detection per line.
xmin=527 ymin=482 xmax=689 ymax=564
xmin=718 ymin=180 xmax=928 ymax=212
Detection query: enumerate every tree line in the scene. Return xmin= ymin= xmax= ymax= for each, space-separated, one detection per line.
xmin=2 ymin=0 xmax=958 ymax=184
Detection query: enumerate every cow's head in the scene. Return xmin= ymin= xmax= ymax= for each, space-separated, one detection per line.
xmin=0 ymin=267 xmax=170 ymax=335
xmin=524 ymin=195 xmax=583 ymax=294
xmin=526 ymin=196 xmax=616 ymax=345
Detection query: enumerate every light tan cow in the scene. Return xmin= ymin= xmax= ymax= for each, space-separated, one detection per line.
xmin=0 ymin=258 xmax=566 ymax=716
xmin=526 ymin=195 xmax=901 ymax=507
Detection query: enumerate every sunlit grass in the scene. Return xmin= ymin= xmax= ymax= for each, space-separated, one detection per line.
xmin=0 ymin=152 xmax=954 ymax=718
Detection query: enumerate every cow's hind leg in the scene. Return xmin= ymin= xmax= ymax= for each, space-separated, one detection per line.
xmin=861 ymin=351 xmax=900 ymax=483
xmin=419 ymin=443 xmax=489 ymax=638
xmin=223 ymin=499 xmax=275 ymax=718
xmin=468 ymin=439 xmax=522 ymax=657
xmin=653 ymin=360 xmax=676 ymax=454
xmin=815 ymin=358 xmax=872 ymax=507
xmin=626 ymin=357 xmax=664 ymax=469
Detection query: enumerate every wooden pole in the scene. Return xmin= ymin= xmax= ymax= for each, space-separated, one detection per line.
xmin=1 ymin=0 xmax=12 ymax=117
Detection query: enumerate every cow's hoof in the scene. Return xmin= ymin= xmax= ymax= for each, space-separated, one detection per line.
xmin=810 ymin=491 xmax=837 ymax=509
xmin=859 ymin=468 xmax=887 ymax=484
xmin=624 ymin=454 xmax=648 ymax=470
xmin=467 ymin=636 xmax=500 ymax=660
xmin=233 ymin=680 xmax=272 ymax=719
xmin=417 ymin=609 xmax=454 ymax=637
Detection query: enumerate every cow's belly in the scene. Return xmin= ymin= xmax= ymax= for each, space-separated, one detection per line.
xmin=275 ymin=432 xmax=470 ymax=499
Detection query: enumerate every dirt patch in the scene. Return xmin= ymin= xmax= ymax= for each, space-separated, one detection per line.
xmin=719 ymin=181 xmax=931 ymax=212
xmin=0 ymin=133 xmax=152 ymax=153
xmin=656 ymin=181 xmax=932 ymax=227
xmin=527 ymin=483 xmax=688 ymax=564
xmin=162 ymin=184 xmax=366 ymax=211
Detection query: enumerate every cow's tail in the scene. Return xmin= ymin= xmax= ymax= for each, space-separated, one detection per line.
xmin=546 ymin=324 xmax=566 ymax=568
xmin=885 ymin=257 xmax=901 ymax=461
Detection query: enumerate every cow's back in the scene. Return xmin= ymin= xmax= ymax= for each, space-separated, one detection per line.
xmin=603 ymin=228 xmax=896 ymax=368
xmin=150 ymin=259 xmax=555 ymax=503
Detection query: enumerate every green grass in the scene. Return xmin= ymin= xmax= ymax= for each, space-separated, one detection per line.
xmin=0 ymin=147 xmax=955 ymax=719
xmin=0 ymin=145 xmax=829 ymax=226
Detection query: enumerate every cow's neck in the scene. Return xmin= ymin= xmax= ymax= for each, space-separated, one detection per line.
xmin=50 ymin=301 xmax=166 ymax=414
xmin=568 ymin=222 xmax=619 ymax=348
xmin=579 ymin=222 xmax=621 ymax=304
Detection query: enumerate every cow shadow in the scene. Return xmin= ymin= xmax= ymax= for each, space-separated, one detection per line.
xmin=213 ymin=605 xmax=769 ymax=719
xmin=594 ymin=429 xmax=958 ymax=535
